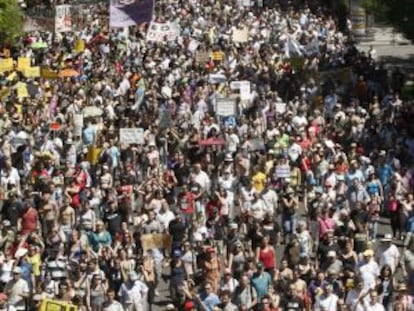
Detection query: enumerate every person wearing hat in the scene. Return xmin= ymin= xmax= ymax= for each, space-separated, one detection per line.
xmin=376 ymin=233 xmax=400 ymax=273
xmin=4 ymin=266 xmax=29 ymax=311
xmin=118 ymin=270 xmax=149 ymax=311
xmin=358 ymin=248 xmax=380 ymax=290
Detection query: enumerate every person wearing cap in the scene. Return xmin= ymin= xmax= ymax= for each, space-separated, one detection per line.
xmin=4 ymin=266 xmax=29 ymax=311
xmin=358 ymin=249 xmax=380 ymax=290
xmin=376 ymin=233 xmax=400 ymax=273
xmin=118 ymin=271 xmax=149 ymax=311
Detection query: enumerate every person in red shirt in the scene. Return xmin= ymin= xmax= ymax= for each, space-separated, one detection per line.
xmin=177 ymin=184 xmax=195 ymax=226
xmin=19 ymin=202 xmax=39 ymax=235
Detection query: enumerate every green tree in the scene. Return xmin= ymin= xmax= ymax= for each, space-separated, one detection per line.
xmin=0 ymin=0 xmax=23 ymax=44
xmin=362 ymin=0 xmax=414 ymax=41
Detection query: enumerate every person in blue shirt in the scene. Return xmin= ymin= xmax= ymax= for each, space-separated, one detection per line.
xmin=376 ymin=151 xmax=393 ymax=193
xmin=82 ymin=120 xmax=96 ymax=146
xmin=198 ymin=282 xmax=220 ymax=311
xmin=251 ymin=263 xmax=272 ymax=301
xmin=88 ymin=220 xmax=112 ymax=252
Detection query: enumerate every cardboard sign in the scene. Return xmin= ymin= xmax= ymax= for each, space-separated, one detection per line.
xmin=17 ymin=57 xmax=31 ymax=71
xmin=16 ymin=82 xmax=28 ymax=98
xmin=232 ymin=28 xmax=248 ymax=43
xmin=0 ymin=58 xmax=13 ymax=72
xmin=195 ymin=51 xmax=210 ymax=64
xmin=24 ymin=66 xmax=40 ymax=78
xmin=217 ymin=97 xmax=236 ymax=116
xmin=141 ymin=233 xmax=172 ymax=252
xmin=41 ymin=67 xmax=58 ymax=79
xmin=275 ymin=164 xmax=291 ymax=178
xmin=119 ymin=128 xmax=144 ymax=145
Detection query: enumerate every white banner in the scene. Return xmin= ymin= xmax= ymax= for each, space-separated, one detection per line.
xmin=120 ymin=128 xmax=144 ymax=145
xmin=275 ymin=164 xmax=291 ymax=178
xmin=216 ymin=97 xmax=236 ymax=116
xmin=73 ymin=114 xmax=84 ymax=137
xmin=232 ymin=28 xmax=248 ymax=43
xmin=55 ymin=5 xmax=72 ymax=33
xmin=146 ymin=21 xmax=180 ymax=42
xmin=230 ymin=80 xmax=251 ymax=100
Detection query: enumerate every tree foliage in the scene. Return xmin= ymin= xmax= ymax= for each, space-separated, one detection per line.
xmin=0 ymin=0 xmax=23 ymax=44
xmin=362 ymin=0 xmax=414 ymax=41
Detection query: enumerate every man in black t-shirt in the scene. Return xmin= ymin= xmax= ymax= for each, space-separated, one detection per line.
xmin=280 ymin=284 xmax=306 ymax=311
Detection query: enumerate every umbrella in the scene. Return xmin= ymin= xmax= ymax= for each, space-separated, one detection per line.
xmin=30 ymin=41 xmax=48 ymax=49
xmin=82 ymin=106 xmax=103 ymax=118
xmin=199 ymin=137 xmax=226 ymax=146
xmin=58 ymin=68 xmax=80 ymax=78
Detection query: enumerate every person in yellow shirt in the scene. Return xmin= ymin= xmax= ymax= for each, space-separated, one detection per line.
xmin=251 ymin=165 xmax=267 ymax=193
xmin=26 ymin=245 xmax=42 ymax=286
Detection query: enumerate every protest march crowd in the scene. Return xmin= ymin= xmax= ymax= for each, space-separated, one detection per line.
xmin=0 ymin=0 xmax=413 ymax=310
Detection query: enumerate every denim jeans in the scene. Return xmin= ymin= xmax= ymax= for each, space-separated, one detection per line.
xmin=282 ymin=213 xmax=297 ymax=235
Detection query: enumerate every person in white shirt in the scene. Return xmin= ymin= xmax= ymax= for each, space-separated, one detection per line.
xmin=0 ymin=292 xmax=16 ymax=311
xmin=156 ymin=202 xmax=175 ymax=232
xmin=118 ymin=271 xmax=149 ymax=311
xmin=104 ymin=289 xmax=125 ymax=311
xmin=376 ymin=234 xmax=400 ymax=273
xmin=192 ymin=164 xmax=211 ymax=192
xmin=4 ymin=267 xmax=29 ymax=311
xmin=317 ymin=284 xmax=338 ymax=311
xmin=358 ymin=249 xmax=380 ymax=290
xmin=359 ymin=289 xmax=385 ymax=311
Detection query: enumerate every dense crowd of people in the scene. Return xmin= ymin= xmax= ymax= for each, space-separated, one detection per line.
xmin=0 ymin=0 xmax=413 ymax=311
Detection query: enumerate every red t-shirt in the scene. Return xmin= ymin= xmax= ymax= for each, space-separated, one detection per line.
xmin=178 ymin=192 xmax=195 ymax=214
xmin=22 ymin=207 xmax=38 ymax=234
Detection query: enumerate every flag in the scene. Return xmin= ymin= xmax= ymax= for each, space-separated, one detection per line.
xmin=284 ymin=35 xmax=303 ymax=58
xmin=110 ymin=0 xmax=155 ymax=28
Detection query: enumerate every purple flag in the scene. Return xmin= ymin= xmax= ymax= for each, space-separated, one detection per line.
xmin=110 ymin=0 xmax=154 ymax=28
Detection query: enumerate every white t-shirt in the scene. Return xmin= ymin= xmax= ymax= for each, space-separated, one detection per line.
xmin=319 ymin=294 xmax=338 ymax=311
xmin=363 ymin=302 xmax=385 ymax=311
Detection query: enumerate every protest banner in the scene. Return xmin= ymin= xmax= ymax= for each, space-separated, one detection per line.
xmin=75 ymin=39 xmax=85 ymax=53
xmin=40 ymin=298 xmax=78 ymax=311
xmin=16 ymin=82 xmax=29 ymax=98
xmin=217 ymin=97 xmax=236 ymax=117
xmin=275 ymin=164 xmax=291 ymax=178
xmin=232 ymin=28 xmax=248 ymax=43
xmin=24 ymin=67 xmax=41 ymax=78
xmin=41 ymin=67 xmax=58 ymax=79
xmin=110 ymin=0 xmax=154 ymax=27
xmin=55 ymin=5 xmax=72 ymax=33
xmin=230 ymin=80 xmax=251 ymax=100
xmin=0 ymin=58 xmax=13 ymax=72
xmin=195 ymin=51 xmax=210 ymax=64
xmin=73 ymin=114 xmax=84 ymax=137
xmin=141 ymin=233 xmax=172 ymax=252
xmin=17 ymin=58 xmax=31 ymax=72
xmin=212 ymin=51 xmax=224 ymax=61
xmin=23 ymin=6 xmax=55 ymax=32
xmin=119 ymin=128 xmax=144 ymax=145
xmin=146 ymin=21 xmax=180 ymax=42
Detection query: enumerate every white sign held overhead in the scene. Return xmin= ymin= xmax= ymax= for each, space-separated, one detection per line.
xmin=232 ymin=28 xmax=249 ymax=43
xmin=146 ymin=21 xmax=180 ymax=42
xmin=55 ymin=5 xmax=72 ymax=33
xmin=275 ymin=164 xmax=291 ymax=178
xmin=216 ymin=97 xmax=236 ymax=117
xmin=73 ymin=114 xmax=84 ymax=137
xmin=120 ymin=128 xmax=144 ymax=145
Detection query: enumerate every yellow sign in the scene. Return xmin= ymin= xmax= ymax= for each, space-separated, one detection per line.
xmin=41 ymin=67 xmax=58 ymax=79
xmin=40 ymin=299 xmax=78 ymax=311
xmin=212 ymin=51 xmax=224 ymax=61
xmin=0 ymin=58 xmax=13 ymax=72
xmin=17 ymin=57 xmax=31 ymax=71
xmin=75 ymin=39 xmax=85 ymax=53
xmin=16 ymin=82 xmax=28 ymax=98
xmin=24 ymin=66 xmax=40 ymax=78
